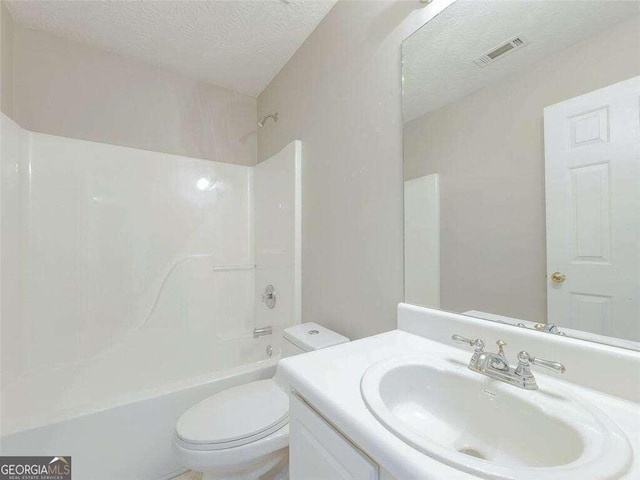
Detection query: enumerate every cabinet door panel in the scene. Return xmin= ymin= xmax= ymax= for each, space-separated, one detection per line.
xmin=290 ymin=394 xmax=378 ymax=480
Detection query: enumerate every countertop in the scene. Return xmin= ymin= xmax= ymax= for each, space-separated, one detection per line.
xmin=277 ymin=329 xmax=640 ymax=479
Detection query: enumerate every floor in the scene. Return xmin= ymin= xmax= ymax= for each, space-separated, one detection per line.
xmin=172 ymin=471 xmax=202 ymax=480
xmin=170 ymin=468 xmax=290 ymax=480
xmin=171 ymin=454 xmax=288 ymax=480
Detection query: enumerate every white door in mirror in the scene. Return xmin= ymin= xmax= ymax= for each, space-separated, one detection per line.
xmin=544 ymin=75 xmax=640 ymax=341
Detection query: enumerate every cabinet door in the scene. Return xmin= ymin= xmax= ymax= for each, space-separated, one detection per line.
xmin=289 ymin=394 xmax=378 ymax=480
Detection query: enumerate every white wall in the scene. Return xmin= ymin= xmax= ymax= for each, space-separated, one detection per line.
xmin=0 ymin=1 xmax=14 ymax=117
xmin=11 ymin=26 xmax=257 ymax=166
xmin=257 ymin=0 xmax=454 ymax=340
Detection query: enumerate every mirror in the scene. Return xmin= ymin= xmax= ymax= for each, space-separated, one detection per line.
xmin=402 ymin=0 xmax=640 ymax=350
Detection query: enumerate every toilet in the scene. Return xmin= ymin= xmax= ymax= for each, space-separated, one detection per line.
xmin=172 ymin=323 xmax=349 ymax=480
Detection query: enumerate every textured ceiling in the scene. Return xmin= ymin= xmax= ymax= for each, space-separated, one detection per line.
xmin=5 ymin=0 xmax=336 ymax=97
xmin=402 ymin=0 xmax=640 ymax=123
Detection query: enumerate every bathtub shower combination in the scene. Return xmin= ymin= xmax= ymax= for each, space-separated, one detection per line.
xmin=0 ymin=113 xmax=301 ymax=479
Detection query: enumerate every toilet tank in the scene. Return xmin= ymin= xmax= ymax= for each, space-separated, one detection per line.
xmin=281 ymin=322 xmax=349 ymax=358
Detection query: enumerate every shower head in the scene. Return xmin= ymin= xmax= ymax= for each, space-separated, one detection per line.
xmin=257 ymin=113 xmax=278 ymax=128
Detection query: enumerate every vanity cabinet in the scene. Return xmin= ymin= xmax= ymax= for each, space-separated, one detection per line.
xmin=289 ymin=393 xmax=379 ymax=480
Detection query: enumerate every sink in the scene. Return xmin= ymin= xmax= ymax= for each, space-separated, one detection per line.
xmin=361 ymin=356 xmax=632 ymax=480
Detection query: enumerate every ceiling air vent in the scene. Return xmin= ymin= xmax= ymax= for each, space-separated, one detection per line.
xmin=473 ymin=35 xmax=529 ymax=67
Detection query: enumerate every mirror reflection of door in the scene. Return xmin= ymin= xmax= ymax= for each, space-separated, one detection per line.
xmin=544 ymin=76 xmax=640 ymax=342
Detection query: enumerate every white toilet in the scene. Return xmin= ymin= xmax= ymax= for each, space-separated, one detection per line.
xmin=173 ymin=323 xmax=349 ymax=480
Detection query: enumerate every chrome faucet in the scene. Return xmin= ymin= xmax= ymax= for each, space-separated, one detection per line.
xmin=452 ymin=335 xmax=566 ymax=390
xmin=253 ymin=326 xmax=273 ymax=338
xmin=534 ymin=323 xmax=566 ymax=335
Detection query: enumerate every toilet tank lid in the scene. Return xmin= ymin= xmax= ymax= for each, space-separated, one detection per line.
xmin=283 ymin=322 xmax=349 ymax=352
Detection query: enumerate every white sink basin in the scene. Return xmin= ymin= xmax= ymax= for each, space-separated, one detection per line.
xmin=361 ymin=356 xmax=632 ymax=480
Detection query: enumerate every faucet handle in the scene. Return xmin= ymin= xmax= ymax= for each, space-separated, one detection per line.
xmin=517 ymin=351 xmax=566 ymax=374
xmin=452 ymin=335 xmax=485 ymax=352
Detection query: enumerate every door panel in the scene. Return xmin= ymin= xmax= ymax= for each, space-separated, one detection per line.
xmin=544 ymin=76 xmax=640 ymax=341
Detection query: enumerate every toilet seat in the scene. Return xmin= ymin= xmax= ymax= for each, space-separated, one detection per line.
xmin=175 ymin=379 xmax=289 ymax=451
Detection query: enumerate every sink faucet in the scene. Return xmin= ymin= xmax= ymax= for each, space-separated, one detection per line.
xmin=452 ymin=335 xmax=566 ymax=390
xmin=534 ymin=323 xmax=566 ymax=335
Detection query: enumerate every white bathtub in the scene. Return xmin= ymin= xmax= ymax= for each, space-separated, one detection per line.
xmin=0 ymin=358 xmax=278 ymax=480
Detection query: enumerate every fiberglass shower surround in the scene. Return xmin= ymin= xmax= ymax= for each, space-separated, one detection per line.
xmin=0 ymin=113 xmax=300 ymax=437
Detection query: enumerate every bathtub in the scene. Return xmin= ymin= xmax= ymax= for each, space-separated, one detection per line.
xmin=0 ymin=356 xmax=278 ymax=479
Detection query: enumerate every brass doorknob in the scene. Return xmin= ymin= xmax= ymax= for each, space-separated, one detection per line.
xmin=551 ymin=272 xmax=566 ymax=283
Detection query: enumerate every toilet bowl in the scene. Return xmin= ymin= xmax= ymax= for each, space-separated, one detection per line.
xmin=173 ymin=323 xmax=349 ymax=480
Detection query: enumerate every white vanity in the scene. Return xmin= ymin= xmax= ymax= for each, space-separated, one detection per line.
xmin=278 ymin=304 xmax=640 ymax=479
